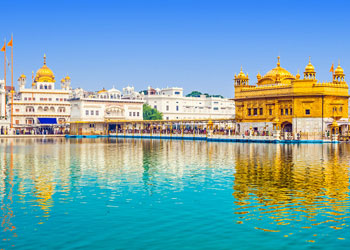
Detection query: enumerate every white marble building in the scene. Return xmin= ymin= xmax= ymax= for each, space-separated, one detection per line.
xmin=12 ymin=55 xmax=72 ymax=133
xmin=143 ymin=87 xmax=235 ymax=120
xmin=69 ymin=86 xmax=144 ymax=135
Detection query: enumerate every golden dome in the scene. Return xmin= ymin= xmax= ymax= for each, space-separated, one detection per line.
xmin=331 ymin=120 xmax=339 ymax=127
xmin=259 ymin=57 xmax=295 ymax=85
xmin=237 ymin=66 xmax=246 ymax=78
xmin=20 ymin=74 xmax=26 ymax=79
xmin=257 ymin=72 xmax=261 ymax=80
xmin=34 ymin=54 xmax=55 ymax=83
xmin=305 ymin=57 xmax=315 ymax=72
xmin=65 ymin=75 xmax=71 ymax=80
xmin=334 ymin=64 xmax=344 ymax=75
xmin=98 ymin=88 xmax=107 ymax=94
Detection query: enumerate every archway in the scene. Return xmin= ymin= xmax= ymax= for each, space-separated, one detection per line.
xmin=282 ymin=122 xmax=292 ymax=133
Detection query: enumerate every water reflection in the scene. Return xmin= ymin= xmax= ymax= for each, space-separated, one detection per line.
xmin=1 ymin=141 xmax=16 ymax=243
xmin=0 ymin=138 xmax=349 ymax=248
xmin=233 ymin=144 xmax=350 ymax=239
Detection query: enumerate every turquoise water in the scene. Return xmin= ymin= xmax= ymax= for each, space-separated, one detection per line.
xmin=1 ymin=138 xmax=350 ymax=249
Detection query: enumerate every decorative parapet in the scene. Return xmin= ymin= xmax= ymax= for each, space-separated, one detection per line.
xmin=313 ymin=82 xmax=348 ymax=88
xmin=241 ymin=83 xmax=291 ymax=92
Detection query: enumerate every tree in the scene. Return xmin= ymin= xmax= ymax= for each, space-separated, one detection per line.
xmin=186 ymin=91 xmax=202 ymax=97
xmin=143 ymin=104 xmax=163 ymax=120
xmin=186 ymin=91 xmax=224 ymax=98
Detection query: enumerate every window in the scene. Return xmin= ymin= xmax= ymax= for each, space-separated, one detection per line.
xmin=129 ymin=112 xmax=132 ymax=116
xmin=269 ymin=109 xmax=272 ymax=115
xmin=56 ymin=98 xmax=59 ymax=101
xmin=15 ymin=120 xmax=19 ymax=125
xmin=24 ymin=97 xmax=27 ymax=101
xmin=28 ymin=98 xmax=31 ymax=101
xmin=290 ymin=108 xmax=293 ymax=115
xmin=248 ymin=108 xmax=251 ymax=116
xmin=214 ymin=107 xmax=219 ymax=110
xmin=340 ymin=107 xmax=343 ymax=112
xmin=86 ymin=110 xmax=89 ymax=115
xmin=166 ymin=105 xmax=169 ymax=111
xmin=154 ymin=105 xmax=157 ymax=109
xmin=259 ymin=108 xmax=263 ymax=115
xmin=305 ymin=109 xmax=310 ymax=115
xmin=133 ymin=112 xmax=136 ymax=116
xmin=253 ymin=108 xmax=257 ymax=116
xmin=137 ymin=112 xmax=139 ymax=116
xmin=281 ymin=109 xmax=283 ymax=115
xmin=96 ymin=110 xmax=99 ymax=116
xmin=89 ymin=124 xmax=95 ymax=128
xmin=91 ymin=110 xmax=94 ymax=115
xmin=285 ymin=109 xmax=288 ymax=115
xmin=175 ymin=91 xmax=180 ymax=95
xmin=176 ymin=106 xmax=179 ymax=111
xmin=15 ymin=109 xmax=20 ymax=112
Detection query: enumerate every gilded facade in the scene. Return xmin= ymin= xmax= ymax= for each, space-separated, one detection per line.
xmin=234 ymin=57 xmax=349 ymax=136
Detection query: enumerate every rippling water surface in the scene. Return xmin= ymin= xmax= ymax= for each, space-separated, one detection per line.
xmin=1 ymin=138 xmax=350 ymax=249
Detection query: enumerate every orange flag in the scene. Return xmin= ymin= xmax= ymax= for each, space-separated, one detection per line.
xmin=0 ymin=41 xmax=5 ymax=52
xmin=7 ymin=37 xmax=13 ymax=47
xmin=330 ymin=63 xmax=334 ymax=74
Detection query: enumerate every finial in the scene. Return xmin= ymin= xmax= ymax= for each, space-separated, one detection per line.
xmin=309 ymin=56 xmax=311 ymax=63
xmin=338 ymin=59 xmax=340 ymax=66
xmin=277 ymin=56 xmax=280 ymax=67
xmin=43 ymin=54 xmax=46 ymax=65
xmin=240 ymin=65 xmax=243 ymax=72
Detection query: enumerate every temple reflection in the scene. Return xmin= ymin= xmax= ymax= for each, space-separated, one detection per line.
xmin=232 ymin=143 xmax=350 ymax=236
xmin=1 ymin=142 xmax=17 ymax=243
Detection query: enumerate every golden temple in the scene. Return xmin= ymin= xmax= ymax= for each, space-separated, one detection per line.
xmin=234 ymin=57 xmax=349 ymax=136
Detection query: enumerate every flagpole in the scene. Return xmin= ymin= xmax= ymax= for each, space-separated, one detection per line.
xmin=4 ymin=39 xmax=6 ymax=118
xmin=10 ymin=34 xmax=13 ymax=129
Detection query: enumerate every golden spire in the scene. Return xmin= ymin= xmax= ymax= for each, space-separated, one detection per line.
xmin=296 ymin=69 xmax=300 ymax=79
xmin=304 ymin=57 xmax=315 ymax=73
xmin=43 ymin=54 xmax=46 ymax=65
xmin=257 ymin=71 xmax=261 ymax=81
xmin=277 ymin=56 xmax=280 ymax=67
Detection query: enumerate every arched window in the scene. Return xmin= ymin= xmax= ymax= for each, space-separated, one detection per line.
xmin=48 ymin=85 xmax=52 ymax=89
xmin=40 ymin=85 xmax=43 ymax=89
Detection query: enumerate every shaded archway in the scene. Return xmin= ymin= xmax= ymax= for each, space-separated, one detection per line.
xmin=282 ymin=122 xmax=292 ymax=133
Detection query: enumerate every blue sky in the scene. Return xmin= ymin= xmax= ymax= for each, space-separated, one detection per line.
xmin=1 ymin=0 xmax=349 ymax=97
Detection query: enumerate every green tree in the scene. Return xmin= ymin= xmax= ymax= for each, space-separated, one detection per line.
xmin=186 ymin=91 xmax=202 ymax=97
xmin=143 ymin=104 xmax=163 ymax=120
